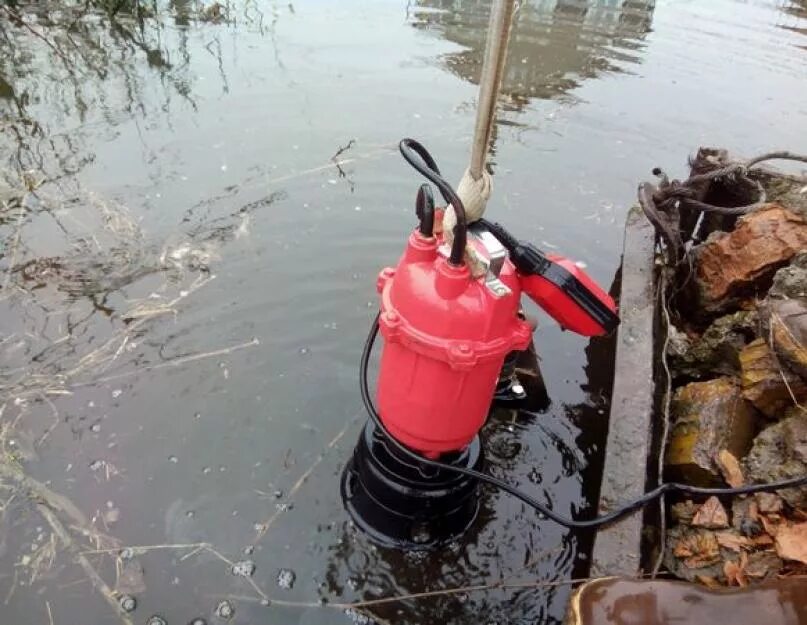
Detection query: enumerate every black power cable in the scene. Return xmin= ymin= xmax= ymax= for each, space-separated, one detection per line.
xmin=360 ymin=313 xmax=807 ymax=530
xmin=398 ymin=139 xmax=467 ymax=266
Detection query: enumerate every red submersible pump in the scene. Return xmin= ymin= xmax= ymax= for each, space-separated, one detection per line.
xmin=340 ymin=139 xmax=619 ymax=549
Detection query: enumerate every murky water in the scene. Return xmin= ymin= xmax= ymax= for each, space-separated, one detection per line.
xmin=0 ymin=1 xmax=805 ymax=623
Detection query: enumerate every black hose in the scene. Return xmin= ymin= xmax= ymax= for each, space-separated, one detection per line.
xmin=399 ymin=139 xmax=467 ymax=266
xmin=360 ymin=314 xmax=807 ymax=530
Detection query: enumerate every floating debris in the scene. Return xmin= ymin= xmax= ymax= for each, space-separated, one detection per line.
xmin=119 ymin=547 xmax=135 ymax=560
xmin=214 ymin=600 xmax=234 ymax=620
xmin=230 ymin=559 xmax=256 ymax=577
xmin=188 ymin=619 xmax=207 ymax=625
xmin=119 ymin=595 xmax=137 ymax=613
xmin=147 ymin=616 xmax=167 ymax=625
xmin=276 ymin=568 xmax=296 ymax=589
xmin=344 ymin=608 xmax=375 ymax=625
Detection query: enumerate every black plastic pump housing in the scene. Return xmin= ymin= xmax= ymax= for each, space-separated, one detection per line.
xmin=340 ymin=421 xmax=483 ymax=550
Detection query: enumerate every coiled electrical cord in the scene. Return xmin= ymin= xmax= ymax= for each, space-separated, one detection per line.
xmin=360 ymin=313 xmax=807 ymax=530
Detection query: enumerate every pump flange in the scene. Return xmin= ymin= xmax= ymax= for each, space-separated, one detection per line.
xmin=340 ymin=421 xmax=483 ymax=550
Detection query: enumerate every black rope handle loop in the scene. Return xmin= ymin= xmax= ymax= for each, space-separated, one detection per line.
xmin=399 ymin=139 xmax=467 ymax=266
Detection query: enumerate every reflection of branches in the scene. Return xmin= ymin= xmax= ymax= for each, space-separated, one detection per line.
xmin=204 ymin=34 xmax=230 ymax=94
xmin=0 ymin=6 xmax=68 ymax=65
xmin=0 ymin=2 xmax=208 ymax=176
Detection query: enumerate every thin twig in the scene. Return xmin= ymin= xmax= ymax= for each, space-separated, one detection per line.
xmin=37 ymin=504 xmax=133 ymax=625
xmin=330 ymin=139 xmax=356 ymax=163
xmin=652 ymin=268 xmax=674 ymax=578
xmin=767 ymin=319 xmax=807 ymax=415
xmin=252 ymin=415 xmax=360 ymax=545
xmin=80 ymin=542 xmax=211 ymax=556
xmin=73 ymin=337 xmax=260 ymax=387
xmin=0 ymin=196 xmax=26 ymax=298
xmin=45 ymin=600 xmax=54 ymax=625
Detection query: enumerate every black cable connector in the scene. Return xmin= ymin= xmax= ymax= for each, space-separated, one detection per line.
xmin=360 ymin=314 xmax=807 ymax=530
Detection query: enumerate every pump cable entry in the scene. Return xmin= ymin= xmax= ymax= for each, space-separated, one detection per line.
xmin=360 ymin=316 xmax=807 ymax=530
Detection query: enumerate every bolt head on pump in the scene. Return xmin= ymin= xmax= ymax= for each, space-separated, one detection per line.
xmin=375 ymin=230 xmax=532 ymax=455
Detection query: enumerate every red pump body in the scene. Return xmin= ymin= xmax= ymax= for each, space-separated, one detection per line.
xmin=376 ymin=228 xmax=617 ymax=456
xmin=376 ymin=231 xmax=532 ymax=455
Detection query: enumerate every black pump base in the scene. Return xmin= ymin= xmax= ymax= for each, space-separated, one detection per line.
xmin=340 ymin=421 xmax=483 ymax=550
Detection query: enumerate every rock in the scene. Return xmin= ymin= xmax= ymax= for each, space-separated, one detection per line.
xmin=694 ymin=206 xmax=807 ymax=312
xmin=671 ymin=500 xmax=698 ymax=525
xmin=753 ymin=169 xmax=807 ymax=220
xmin=692 ymin=496 xmax=730 ymax=529
xmin=744 ymin=412 xmax=807 ymax=508
xmin=774 ymin=523 xmax=807 ymax=565
xmin=739 ymin=339 xmax=807 ymax=418
xmin=667 ymin=311 xmax=758 ymax=379
xmin=732 ymin=498 xmax=762 ymax=536
xmin=716 ymin=449 xmax=745 ymax=487
xmin=755 ymin=492 xmax=784 ymax=514
xmin=666 ymin=378 xmax=759 ymax=485
xmin=762 ymin=298 xmax=807 ymax=381
xmin=767 ymin=252 xmax=807 ymax=300
xmin=743 ymin=549 xmax=782 ymax=580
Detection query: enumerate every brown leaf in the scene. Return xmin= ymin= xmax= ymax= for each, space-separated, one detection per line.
xmin=755 ymin=492 xmax=784 ymax=514
xmin=775 ymin=523 xmax=807 ymax=565
xmin=692 ymin=496 xmax=729 ymax=529
xmin=724 ymin=558 xmax=748 ymax=587
xmin=675 ymin=530 xmax=721 ymax=568
xmin=716 ymin=450 xmax=744 ymax=488
xmin=715 ymin=531 xmax=751 ymax=552
xmin=751 ymin=533 xmax=774 ymax=548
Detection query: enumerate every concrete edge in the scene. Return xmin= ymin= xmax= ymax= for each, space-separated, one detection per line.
xmin=590 ymin=205 xmax=657 ymax=577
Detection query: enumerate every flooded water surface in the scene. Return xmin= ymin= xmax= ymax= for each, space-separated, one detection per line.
xmin=0 ymin=1 xmax=806 ymax=623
